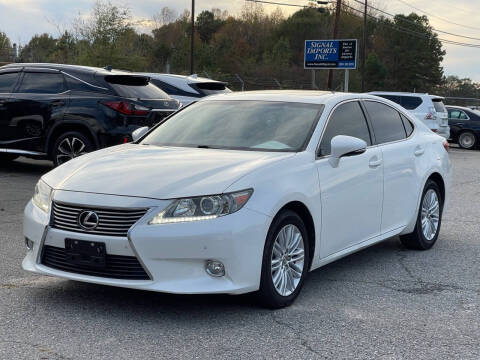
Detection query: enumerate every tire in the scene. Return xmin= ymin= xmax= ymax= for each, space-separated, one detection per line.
xmin=458 ymin=131 xmax=476 ymax=150
xmin=52 ymin=131 xmax=94 ymax=167
xmin=400 ymin=179 xmax=443 ymax=250
xmin=257 ymin=210 xmax=310 ymax=309
xmin=0 ymin=153 xmax=19 ymax=163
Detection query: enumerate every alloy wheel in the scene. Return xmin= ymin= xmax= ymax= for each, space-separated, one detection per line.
xmin=271 ymin=224 xmax=305 ymax=296
xmin=56 ymin=137 xmax=87 ymax=165
xmin=421 ymin=189 xmax=440 ymax=241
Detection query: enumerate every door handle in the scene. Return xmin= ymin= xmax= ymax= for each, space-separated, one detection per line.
xmin=414 ymin=146 xmax=425 ymax=156
xmin=369 ymin=157 xmax=382 ymax=168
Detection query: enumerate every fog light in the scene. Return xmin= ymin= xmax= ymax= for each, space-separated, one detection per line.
xmin=205 ymin=260 xmax=225 ymax=277
xmin=25 ymin=237 xmax=34 ymax=251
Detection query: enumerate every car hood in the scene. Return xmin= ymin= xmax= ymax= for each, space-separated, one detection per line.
xmin=43 ymin=144 xmax=294 ymax=199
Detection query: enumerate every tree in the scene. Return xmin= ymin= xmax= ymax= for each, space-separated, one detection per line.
xmin=196 ymin=11 xmax=223 ymax=44
xmin=19 ymin=34 xmax=57 ymax=62
xmin=0 ymin=32 xmax=12 ymax=61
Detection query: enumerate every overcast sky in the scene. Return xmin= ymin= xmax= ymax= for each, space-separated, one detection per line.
xmin=1 ymin=0 xmax=479 ymax=81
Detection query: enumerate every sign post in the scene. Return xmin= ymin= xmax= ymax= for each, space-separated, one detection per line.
xmin=304 ymin=39 xmax=357 ymax=91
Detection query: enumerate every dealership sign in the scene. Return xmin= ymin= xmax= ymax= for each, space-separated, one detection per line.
xmin=304 ymin=39 xmax=357 ymax=69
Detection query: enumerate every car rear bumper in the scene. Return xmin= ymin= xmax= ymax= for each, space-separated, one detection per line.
xmin=22 ymin=194 xmax=271 ymax=295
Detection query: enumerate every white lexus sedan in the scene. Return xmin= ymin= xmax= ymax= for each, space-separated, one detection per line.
xmin=23 ymin=91 xmax=451 ymax=308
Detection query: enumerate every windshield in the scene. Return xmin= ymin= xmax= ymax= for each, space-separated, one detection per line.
xmin=141 ymin=100 xmax=323 ymax=152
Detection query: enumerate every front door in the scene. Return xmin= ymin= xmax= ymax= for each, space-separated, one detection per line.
xmin=316 ymin=101 xmax=383 ymax=257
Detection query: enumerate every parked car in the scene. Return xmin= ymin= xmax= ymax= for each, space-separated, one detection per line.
xmin=23 ymin=91 xmax=450 ymax=308
xmin=139 ymin=73 xmax=231 ymax=106
xmin=446 ymin=105 xmax=480 ymax=149
xmin=369 ymin=91 xmax=449 ymax=139
xmin=0 ymin=63 xmax=180 ymax=166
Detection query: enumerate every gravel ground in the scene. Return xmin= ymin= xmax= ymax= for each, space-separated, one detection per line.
xmin=0 ymin=148 xmax=478 ymax=360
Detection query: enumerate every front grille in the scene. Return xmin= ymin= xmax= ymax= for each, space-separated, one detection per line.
xmin=51 ymin=202 xmax=148 ymax=237
xmin=41 ymin=245 xmax=150 ymax=280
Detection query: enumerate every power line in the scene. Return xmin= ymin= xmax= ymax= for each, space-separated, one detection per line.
xmin=245 ymin=0 xmax=308 ymax=8
xmin=392 ymin=0 xmax=480 ymax=31
xmin=351 ymin=0 xmax=480 ymax=42
xmin=342 ymin=3 xmax=480 ymax=49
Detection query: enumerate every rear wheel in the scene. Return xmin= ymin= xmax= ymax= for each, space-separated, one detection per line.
xmin=400 ymin=180 xmax=443 ymax=250
xmin=458 ymin=131 xmax=476 ymax=149
xmin=257 ymin=210 xmax=309 ymax=309
xmin=52 ymin=131 xmax=94 ymax=166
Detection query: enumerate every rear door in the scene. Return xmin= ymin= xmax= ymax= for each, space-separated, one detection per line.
xmin=6 ymin=69 xmax=68 ymax=152
xmin=363 ymin=100 xmax=419 ymax=233
xmin=0 ymin=69 xmax=21 ymax=145
xmin=448 ymin=108 xmax=470 ymax=140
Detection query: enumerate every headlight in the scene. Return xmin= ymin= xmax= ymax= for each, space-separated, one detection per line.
xmin=149 ymin=189 xmax=253 ymax=224
xmin=32 ymin=180 xmax=53 ymax=213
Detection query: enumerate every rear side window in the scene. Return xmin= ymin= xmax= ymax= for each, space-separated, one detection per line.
xmin=364 ymin=101 xmax=406 ymax=144
xmin=401 ymin=114 xmax=414 ymax=136
xmin=448 ymin=109 xmax=469 ymax=120
xmin=17 ymin=72 xmax=65 ymax=94
xmin=400 ymin=96 xmax=422 ymax=110
xmin=376 ymin=94 xmax=401 ymax=105
xmin=65 ymin=75 xmax=102 ymax=93
xmin=319 ymin=101 xmax=372 ymax=156
xmin=432 ymin=99 xmax=446 ymax=113
xmin=0 ymin=72 xmax=19 ymax=92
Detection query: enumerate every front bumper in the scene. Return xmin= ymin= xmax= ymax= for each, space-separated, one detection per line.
xmin=23 ymin=191 xmax=271 ymax=295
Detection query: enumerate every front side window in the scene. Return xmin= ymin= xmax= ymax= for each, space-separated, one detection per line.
xmin=0 ymin=72 xmax=19 ymax=93
xmin=364 ymin=101 xmax=406 ymax=144
xmin=141 ymin=100 xmax=323 ymax=152
xmin=319 ymin=101 xmax=372 ymax=156
xmin=448 ymin=109 xmax=469 ymax=120
xmin=17 ymin=72 xmax=65 ymax=94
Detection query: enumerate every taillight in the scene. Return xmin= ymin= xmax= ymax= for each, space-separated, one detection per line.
xmin=443 ymin=140 xmax=449 ymax=152
xmin=103 ymin=101 xmax=149 ymax=116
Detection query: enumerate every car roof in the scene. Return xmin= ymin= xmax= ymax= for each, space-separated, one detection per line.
xmin=198 ymin=90 xmax=391 ymax=105
xmin=139 ymin=73 xmax=225 ymax=84
xmin=0 ymin=63 xmax=133 ymax=77
xmin=368 ymin=91 xmax=444 ymax=100
xmin=445 ymin=105 xmax=473 ymax=111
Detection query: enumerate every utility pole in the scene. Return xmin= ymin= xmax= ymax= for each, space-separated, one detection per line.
xmin=190 ymin=0 xmax=195 ymax=75
xmin=327 ymin=0 xmax=341 ymax=90
xmin=361 ymin=0 xmax=367 ymax=91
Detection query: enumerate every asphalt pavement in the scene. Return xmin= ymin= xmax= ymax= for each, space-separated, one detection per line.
xmin=0 ymin=148 xmax=478 ymax=360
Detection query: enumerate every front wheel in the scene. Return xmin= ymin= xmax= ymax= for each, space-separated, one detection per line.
xmin=257 ymin=210 xmax=309 ymax=309
xmin=52 ymin=131 xmax=94 ymax=166
xmin=400 ymin=180 xmax=443 ymax=250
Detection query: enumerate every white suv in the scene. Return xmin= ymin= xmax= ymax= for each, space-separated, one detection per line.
xmin=369 ymin=92 xmax=449 ymax=139
xmin=139 ymin=73 xmax=231 ymax=106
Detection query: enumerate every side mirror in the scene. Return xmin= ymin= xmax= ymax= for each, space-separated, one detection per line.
xmin=132 ymin=126 xmax=149 ymax=142
xmin=328 ymin=135 xmax=367 ymax=168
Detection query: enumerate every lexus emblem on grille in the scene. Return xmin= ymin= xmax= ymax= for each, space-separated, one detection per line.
xmin=78 ymin=211 xmax=100 ymax=230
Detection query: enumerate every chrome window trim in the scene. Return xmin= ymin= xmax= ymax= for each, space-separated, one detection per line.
xmin=62 ymin=71 xmax=109 ymax=91
xmin=315 ymin=98 xmax=416 ymax=160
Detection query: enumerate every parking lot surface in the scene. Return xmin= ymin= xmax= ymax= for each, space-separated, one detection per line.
xmin=0 ymin=148 xmax=479 ymax=360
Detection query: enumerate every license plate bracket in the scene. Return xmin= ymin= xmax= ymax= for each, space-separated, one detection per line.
xmin=65 ymin=239 xmax=106 ymax=269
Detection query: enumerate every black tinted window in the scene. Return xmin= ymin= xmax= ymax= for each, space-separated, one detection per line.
xmin=18 ymin=72 xmax=65 ymax=94
xmin=364 ymin=101 xmax=406 ymax=144
xmin=65 ymin=75 xmax=100 ymax=93
xmin=0 ymin=72 xmax=19 ymax=92
xmin=401 ymin=96 xmax=422 ymax=110
xmin=401 ymin=114 xmax=414 ymax=137
xmin=319 ymin=101 xmax=371 ymax=156
xmin=109 ymin=82 xmax=169 ymax=99
xmin=377 ymin=95 xmax=401 ymax=105
xmin=150 ymin=79 xmax=184 ymax=96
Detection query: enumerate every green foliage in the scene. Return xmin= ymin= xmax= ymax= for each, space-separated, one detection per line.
xmin=9 ymin=1 xmax=477 ymax=95
xmin=0 ymin=31 xmax=12 ymax=61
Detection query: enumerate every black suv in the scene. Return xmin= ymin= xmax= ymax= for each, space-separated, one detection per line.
xmin=0 ymin=63 xmax=180 ymax=165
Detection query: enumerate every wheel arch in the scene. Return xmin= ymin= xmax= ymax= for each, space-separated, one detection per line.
xmin=46 ymin=122 xmax=98 ymax=156
xmin=274 ymin=201 xmax=316 ymax=271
